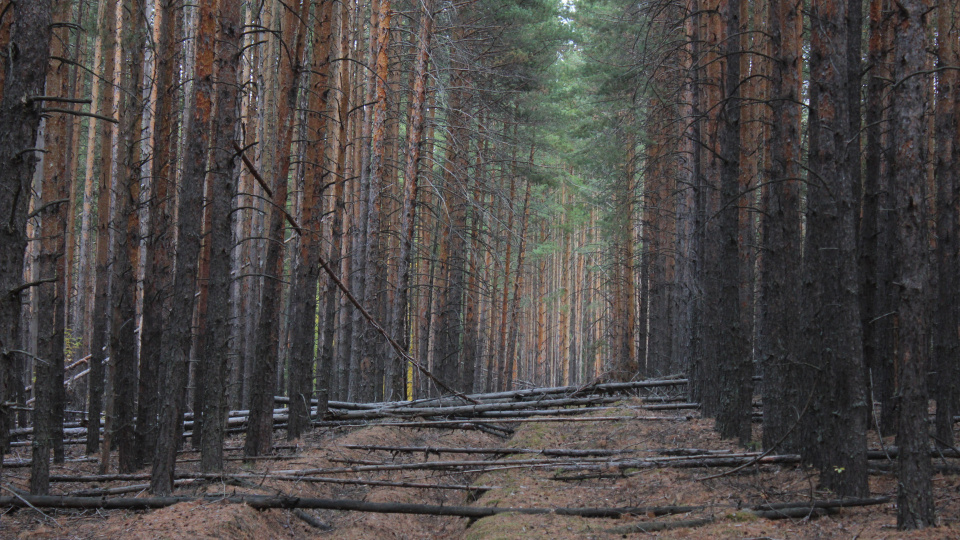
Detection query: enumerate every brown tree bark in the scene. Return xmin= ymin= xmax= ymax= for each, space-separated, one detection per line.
xmin=150 ymin=0 xmax=218 ymax=493
xmin=86 ymin=0 xmax=119 ymax=458
xmin=389 ymin=0 xmax=434 ymax=400
xmin=244 ymin=0 xmax=309 ymax=457
xmin=431 ymin=68 xmax=470 ymax=394
xmin=759 ymin=0 xmax=803 ymax=453
xmin=287 ymin=0 xmax=335 ymax=438
xmin=110 ymin=0 xmax=147 ymax=474
xmin=319 ymin=0 xmax=353 ymax=406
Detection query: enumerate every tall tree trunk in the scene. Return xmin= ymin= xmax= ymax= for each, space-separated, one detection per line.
xmin=0 ymin=0 xmax=53 ymax=474
xmin=87 ymin=0 xmax=119 ymax=458
xmin=110 ymin=0 xmax=148 ymax=474
xmin=610 ymin=127 xmax=637 ymax=382
xmin=244 ymin=0 xmax=309 ymax=456
xmin=30 ymin=0 xmax=72 ymax=493
xmin=932 ymin=0 xmax=959 ymax=448
xmin=432 ymin=70 xmax=470 ymax=394
xmin=389 ymin=0 xmax=433 ymax=400
xmin=801 ymin=0 xmax=869 ymax=497
xmin=151 ymin=0 xmax=218 ymax=495
xmin=288 ymin=0 xmax=334 ymax=438
xmin=319 ymin=0 xmax=353 ymax=407
xmin=759 ymin=0 xmax=803 ymax=453
xmin=890 ymin=0 xmax=935 ymax=527
xmin=136 ymin=0 xmax=182 ymax=467
xmin=199 ymin=0 xmax=243 ymax=473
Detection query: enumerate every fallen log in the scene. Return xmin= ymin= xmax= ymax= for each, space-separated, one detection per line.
xmin=752 ymin=496 xmax=891 ymax=511
xmin=388 ymin=378 xmax=689 ymax=410
xmin=342 ymin=444 xmax=638 ymax=457
xmin=0 ymin=494 xmax=704 ymax=519
xmin=326 ymin=396 xmax=625 ymax=421
xmin=350 ymin=415 xmax=689 ymax=430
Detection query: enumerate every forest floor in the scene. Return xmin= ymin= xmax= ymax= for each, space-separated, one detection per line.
xmin=1 ymin=398 xmax=959 ymax=539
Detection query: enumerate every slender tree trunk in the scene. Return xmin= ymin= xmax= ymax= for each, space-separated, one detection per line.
xmin=933 ymin=0 xmax=959 ymax=448
xmin=890 ymin=0 xmax=935 ymax=527
xmin=288 ymin=0 xmax=334 ymax=438
xmin=110 ymin=0 xmax=148 ymax=474
xmin=244 ymin=0 xmax=309 ymax=456
xmin=199 ymin=0 xmax=243 ymax=473
xmin=319 ymin=0 xmax=353 ymax=407
xmin=759 ymin=0 xmax=803 ymax=453
xmin=29 ymin=0 xmax=72 ymax=493
xmin=87 ymin=0 xmax=119 ymax=459
xmin=136 ymin=0 xmax=182 ymax=467
xmin=151 ymin=0 xmax=218 ymax=495
xmin=389 ymin=0 xmax=433 ymax=400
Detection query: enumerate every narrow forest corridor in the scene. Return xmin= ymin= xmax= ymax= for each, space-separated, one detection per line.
xmin=0 ymin=0 xmax=957 ymax=534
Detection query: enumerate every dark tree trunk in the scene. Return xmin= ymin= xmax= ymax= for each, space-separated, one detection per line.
xmin=933 ymin=0 xmax=959 ymax=448
xmin=244 ymin=0 xmax=309 ymax=457
xmin=110 ymin=0 xmax=147 ymax=475
xmin=86 ymin=0 xmax=118 ymax=457
xmin=890 ymin=0 xmax=935 ymax=528
xmin=150 ymin=0 xmax=218 ymax=495
xmin=136 ymin=0 xmax=182 ymax=467
xmin=0 ymin=0 xmax=53 ymax=474
xmin=800 ymin=0 xmax=869 ymax=497
xmin=287 ymin=0 xmax=335 ymax=438
xmin=199 ymin=0 xmax=243 ymax=473
xmin=29 ymin=0 xmax=72 ymax=494
xmin=759 ymin=0 xmax=803 ymax=453
xmin=713 ymin=0 xmax=750 ymax=444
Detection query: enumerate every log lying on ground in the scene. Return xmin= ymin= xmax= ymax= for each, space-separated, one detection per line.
xmin=386 ymin=378 xmax=689 ymax=409
xmin=326 ymin=396 xmax=627 ymax=421
xmin=342 ymin=444 xmax=640 ymax=457
xmin=0 ymin=494 xmax=703 ymax=518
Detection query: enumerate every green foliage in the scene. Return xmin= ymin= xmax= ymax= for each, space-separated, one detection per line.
xmin=64 ymin=328 xmax=82 ymax=361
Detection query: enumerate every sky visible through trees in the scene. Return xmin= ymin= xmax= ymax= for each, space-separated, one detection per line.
xmin=0 ymin=0 xmax=955 ymax=531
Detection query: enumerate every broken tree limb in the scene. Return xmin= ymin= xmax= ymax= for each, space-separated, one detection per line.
xmin=0 ymin=494 xmax=704 ymax=519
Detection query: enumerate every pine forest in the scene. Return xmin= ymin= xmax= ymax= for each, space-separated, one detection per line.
xmin=0 ymin=0 xmax=958 ymax=535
